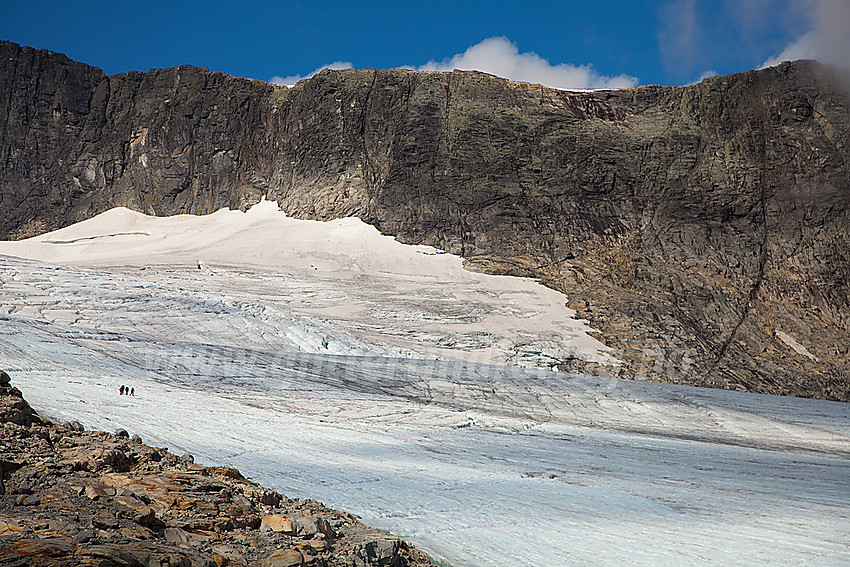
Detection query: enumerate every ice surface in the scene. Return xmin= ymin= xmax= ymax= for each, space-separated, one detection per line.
xmin=0 ymin=204 xmax=848 ymax=566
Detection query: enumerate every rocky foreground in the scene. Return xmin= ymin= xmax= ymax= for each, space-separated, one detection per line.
xmin=0 ymin=370 xmax=435 ymax=567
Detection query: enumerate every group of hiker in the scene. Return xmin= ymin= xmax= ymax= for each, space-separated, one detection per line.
xmin=119 ymin=385 xmax=135 ymax=396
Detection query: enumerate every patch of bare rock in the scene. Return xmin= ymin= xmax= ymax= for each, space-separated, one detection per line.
xmin=0 ymin=370 xmax=435 ymax=567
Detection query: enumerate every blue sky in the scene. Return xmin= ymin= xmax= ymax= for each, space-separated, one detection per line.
xmin=1 ymin=1 xmax=847 ymax=88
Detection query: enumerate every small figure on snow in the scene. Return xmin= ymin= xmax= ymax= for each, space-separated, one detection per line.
xmin=119 ymin=385 xmax=125 ymax=395
xmin=130 ymin=387 xmax=135 ymax=396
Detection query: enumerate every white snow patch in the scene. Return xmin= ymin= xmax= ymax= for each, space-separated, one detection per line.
xmin=0 ymin=200 xmax=617 ymax=368
xmin=775 ymin=330 xmax=819 ymax=362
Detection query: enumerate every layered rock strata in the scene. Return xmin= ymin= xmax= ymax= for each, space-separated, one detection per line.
xmin=1 ymin=40 xmax=848 ymax=400
xmin=0 ymin=370 xmax=434 ymax=566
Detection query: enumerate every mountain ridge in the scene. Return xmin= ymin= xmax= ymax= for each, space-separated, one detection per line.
xmin=1 ymin=40 xmax=848 ymax=400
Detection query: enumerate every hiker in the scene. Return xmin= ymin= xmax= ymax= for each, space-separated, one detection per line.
xmin=119 ymin=385 xmax=125 ymax=395
xmin=130 ymin=387 xmax=135 ymax=396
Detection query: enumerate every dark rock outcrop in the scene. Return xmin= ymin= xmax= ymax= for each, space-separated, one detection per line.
xmin=1 ymin=40 xmax=848 ymax=400
xmin=0 ymin=371 xmax=435 ymax=566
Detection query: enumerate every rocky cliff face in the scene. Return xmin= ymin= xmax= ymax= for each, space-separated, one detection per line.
xmin=0 ymin=371 xmax=434 ymax=566
xmin=1 ymin=40 xmax=848 ymax=401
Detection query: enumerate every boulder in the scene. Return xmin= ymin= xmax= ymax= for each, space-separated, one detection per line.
xmin=291 ymin=515 xmax=318 ymax=537
xmin=0 ymin=393 xmax=37 ymax=426
xmin=364 ymin=537 xmax=402 ymax=566
xmin=315 ymin=517 xmax=335 ymax=539
xmin=75 ymin=530 xmax=95 ymax=543
xmin=17 ymin=494 xmax=40 ymax=506
xmin=134 ymin=507 xmax=163 ymax=529
xmin=92 ymin=513 xmax=119 ymax=530
xmin=260 ymin=515 xmax=294 ymax=534
xmin=261 ymin=548 xmax=303 ymax=567
xmin=95 ymin=448 xmax=134 ymax=472
xmin=162 ymin=527 xmax=212 ymax=547
xmin=0 ymin=520 xmax=26 ymax=535
xmin=164 ymin=527 xmax=192 ymax=545
xmin=83 ymin=482 xmax=115 ymax=500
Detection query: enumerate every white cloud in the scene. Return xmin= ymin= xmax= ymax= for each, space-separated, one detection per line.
xmin=760 ymin=0 xmax=850 ymax=69
xmin=269 ymin=61 xmax=354 ymax=86
xmin=760 ymin=31 xmax=818 ymax=68
xmin=269 ymin=38 xmax=638 ymax=91
xmin=689 ymin=69 xmax=719 ymax=84
xmin=414 ymin=37 xmax=638 ymax=90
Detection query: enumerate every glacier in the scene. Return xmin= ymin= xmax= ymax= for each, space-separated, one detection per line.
xmin=0 ymin=202 xmax=848 ymax=566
